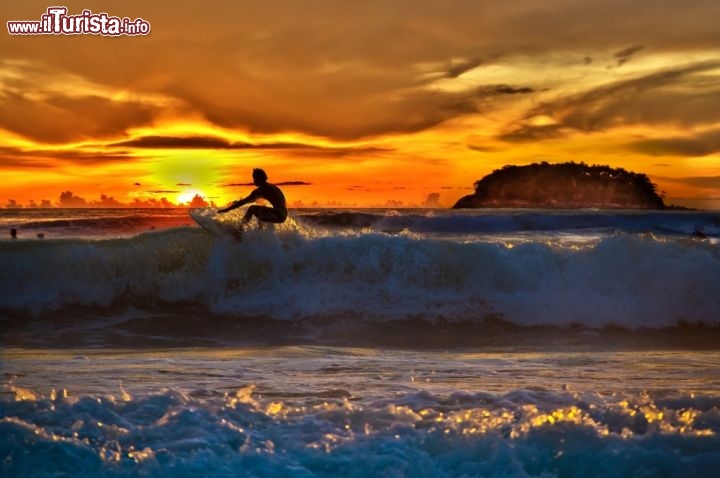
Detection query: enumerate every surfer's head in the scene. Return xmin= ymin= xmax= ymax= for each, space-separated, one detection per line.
xmin=252 ymin=168 xmax=268 ymax=185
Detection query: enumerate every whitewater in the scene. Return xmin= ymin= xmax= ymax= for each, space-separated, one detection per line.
xmin=2 ymin=207 xmax=720 ymax=477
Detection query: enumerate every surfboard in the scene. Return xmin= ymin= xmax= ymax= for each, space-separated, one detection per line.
xmin=189 ymin=208 xmax=244 ymax=239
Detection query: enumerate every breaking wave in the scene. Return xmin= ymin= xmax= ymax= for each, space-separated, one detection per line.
xmin=297 ymin=210 xmax=720 ymax=237
xmin=1 ymin=227 xmax=718 ymax=329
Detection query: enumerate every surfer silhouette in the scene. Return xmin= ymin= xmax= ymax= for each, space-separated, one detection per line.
xmin=217 ymin=168 xmax=288 ymax=225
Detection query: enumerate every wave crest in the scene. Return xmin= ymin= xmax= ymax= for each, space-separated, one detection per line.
xmin=1 ymin=229 xmax=719 ymax=328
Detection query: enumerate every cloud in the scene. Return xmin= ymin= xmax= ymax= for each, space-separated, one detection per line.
xmin=477 ymin=84 xmax=536 ymax=96
xmin=112 ymin=135 xmax=393 ymax=157
xmin=628 ymin=129 xmax=720 ymax=156
xmin=113 ymin=136 xmax=238 ymax=149
xmin=0 ymin=92 xmax=155 ymax=143
xmin=0 ymin=4 xmax=526 ymax=141
xmin=497 ymin=124 xmax=567 ymax=143
xmin=93 ymin=194 xmax=125 ymax=208
xmin=501 ymin=60 xmax=720 ymax=140
xmin=3 ymin=1 xmax=720 ymax=142
xmin=166 ymin=83 xmax=481 ymax=140
xmin=128 ymin=197 xmax=178 ymax=208
xmin=0 ymin=154 xmax=53 ymax=169
xmin=276 ymin=181 xmax=313 ymax=186
xmin=0 ymin=62 xmax=158 ymax=143
xmin=423 ymin=192 xmax=442 ymax=207
xmin=614 ymin=45 xmax=644 ymax=66
xmin=467 ymin=144 xmax=499 ymax=153
xmin=0 ymin=146 xmax=134 ymax=168
xmin=445 ymin=58 xmax=484 ymax=78
xmin=112 ymin=135 xmax=334 ymax=150
xmin=561 ymin=61 xmax=720 ymax=129
xmin=58 ymin=191 xmax=87 ymax=207
xmin=225 ymin=181 xmax=312 ymax=187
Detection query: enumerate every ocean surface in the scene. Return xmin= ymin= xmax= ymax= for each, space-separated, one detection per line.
xmin=2 ymin=207 xmax=720 ymax=477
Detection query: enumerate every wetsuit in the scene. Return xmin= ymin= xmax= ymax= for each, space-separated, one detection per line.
xmin=229 ymin=182 xmax=287 ymax=223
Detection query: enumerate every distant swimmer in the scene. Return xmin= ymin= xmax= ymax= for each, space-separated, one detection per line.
xmin=10 ymin=228 xmax=17 ymax=239
xmin=217 ymin=168 xmax=288 ymax=225
xmin=690 ymin=226 xmax=707 ymax=239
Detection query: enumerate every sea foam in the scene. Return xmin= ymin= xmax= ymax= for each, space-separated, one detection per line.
xmin=1 ymin=227 xmax=718 ymax=328
xmin=2 ymin=387 xmax=718 ymax=477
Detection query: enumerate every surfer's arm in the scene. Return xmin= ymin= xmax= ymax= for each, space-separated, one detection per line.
xmin=217 ymin=189 xmax=260 ymax=213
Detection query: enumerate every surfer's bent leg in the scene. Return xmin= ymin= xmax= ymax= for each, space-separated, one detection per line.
xmin=256 ymin=206 xmax=287 ymax=223
xmin=246 ymin=205 xmax=286 ymax=224
xmin=243 ymin=206 xmax=257 ymax=224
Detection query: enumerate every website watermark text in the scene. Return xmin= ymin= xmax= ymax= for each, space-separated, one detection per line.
xmin=8 ymin=7 xmax=151 ymax=36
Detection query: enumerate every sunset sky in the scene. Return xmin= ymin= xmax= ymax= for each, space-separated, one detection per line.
xmin=2 ymin=0 xmax=720 ymax=208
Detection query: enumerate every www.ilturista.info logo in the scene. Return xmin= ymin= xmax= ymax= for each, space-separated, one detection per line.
xmin=8 ymin=7 xmax=151 ymax=36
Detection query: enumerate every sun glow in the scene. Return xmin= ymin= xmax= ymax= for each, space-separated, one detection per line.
xmin=176 ymin=189 xmax=205 ymax=205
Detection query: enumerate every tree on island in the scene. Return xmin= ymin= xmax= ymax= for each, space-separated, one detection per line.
xmin=453 ymin=162 xmax=666 ymax=209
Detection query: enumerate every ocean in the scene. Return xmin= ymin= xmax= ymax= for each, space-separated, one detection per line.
xmin=2 ymin=207 xmax=720 ymax=477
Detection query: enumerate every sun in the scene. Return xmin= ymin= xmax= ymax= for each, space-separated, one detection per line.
xmin=176 ymin=189 xmax=204 ymax=205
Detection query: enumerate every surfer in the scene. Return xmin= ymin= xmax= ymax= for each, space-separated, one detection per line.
xmin=217 ymin=168 xmax=288 ymax=224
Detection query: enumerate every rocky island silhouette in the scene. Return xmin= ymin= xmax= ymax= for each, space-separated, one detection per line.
xmin=453 ymin=162 xmax=667 ymax=209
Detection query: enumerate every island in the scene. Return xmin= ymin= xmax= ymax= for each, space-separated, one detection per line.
xmin=453 ymin=162 xmax=666 ymax=209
